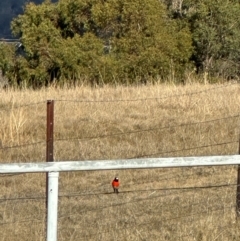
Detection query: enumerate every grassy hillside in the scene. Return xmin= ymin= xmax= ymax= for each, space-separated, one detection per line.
xmin=0 ymin=83 xmax=240 ymax=240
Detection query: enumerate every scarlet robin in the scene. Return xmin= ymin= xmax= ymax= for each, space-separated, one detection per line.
xmin=112 ymin=177 xmax=120 ymax=194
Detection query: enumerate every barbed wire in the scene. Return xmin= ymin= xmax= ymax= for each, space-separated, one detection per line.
xmin=58 ymin=190 xmax=236 ymax=237
xmin=2 ymin=139 xmax=236 ymax=160
xmin=0 ymin=195 xmax=45 ymax=203
xmin=0 ymin=82 xmax=236 ymax=114
xmin=129 ymin=140 xmax=238 ymax=159
xmin=64 ymin=139 xmax=237 ymax=161
xmin=54 ymin=82 xmax=236 ymax=104
xmin=0 ymin=101 xmax=46 ymax=112
xmin=0 ymin=165 xmax=233 ymax=203
xmin=76 ymin=204 xmax=236 ymax=240
xmin=54 ymin=113 xmax=240 ymax=143
xmin=0 ymin=217 xmax=44 ymax=226
xmin=0 ymin=184 xmax=236 ymax=240
xmin=57 ymin=183 xmax=237 ymax=219
xmin=78 ymin=204 xmax=235 ymax=238
xmin=0 ymin=201 xmax=235 ymax=239
xmin=54 ymin=107 xmax=239 ymax=128
xmin=73 ymin=165 xmax=236 ymax=197
xmin=0 ymin=95 xmax=238 ymax=153
xmin=59 ymin=182 xmax=237 ymax=198
xmin=0 ymin=182 xmax=236 ymax=203
xmin=0 ymin=113 xmax=238 ymax=153
xmin=0 ymin=84 xmax=238 ymax=237
xmin=0 ymin=140 xmax=45 ymax=151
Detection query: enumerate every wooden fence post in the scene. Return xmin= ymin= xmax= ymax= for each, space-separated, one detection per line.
xmin=46 ymin=100 xmax=54 ymax=237
xmin=46 ymin=100 xmax=54 ymax=163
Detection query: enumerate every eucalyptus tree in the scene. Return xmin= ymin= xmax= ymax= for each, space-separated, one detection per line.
xmin=166 ymin=0 xmax=240 ymax=82
xmin=0 ymin=42 xmax=16 ymax=86
xmin=192 ymin=0 xmax=240 ymax=82
xmin=10 ymin=0 xmax=103 ymax=87
xmin=91 ymin=0 xmax=193 ymax=83
xmin=8 ymin=0 xmax=193 ymax=87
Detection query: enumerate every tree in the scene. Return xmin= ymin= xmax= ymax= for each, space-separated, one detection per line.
xmin=165 ymin=0 xmax=240 ymax=82
xmin=193 ymin=0 xmax=240 ymax=82
xmin=92 ymin=0 xmax=193 ymax=83
xmin=10 ymin=0 xmax=103 ymax=87
xmin=0 ymin=42 xmax=16 ymax=86
xmin=168 ymin=0 xmax=240 ymax=82
xmin=8 ymin=0 xmax=193 ymax=87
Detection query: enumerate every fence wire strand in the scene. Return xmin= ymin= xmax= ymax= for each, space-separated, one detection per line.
xmin=54 ymin=114 xmax=240 ymax=143
xmin=54 ymin=82 xmax=236 ymax=104
xmin=0 ymin=83 xmax=239 ymax=239
xmin=0 ymin=182 xmax=236 ymax=203
xmin=0 ymin=101 xmax=46 ymax=112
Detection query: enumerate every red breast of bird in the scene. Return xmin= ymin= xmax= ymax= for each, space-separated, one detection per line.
xmin=112 ymin=179 xmax=119 ymax=188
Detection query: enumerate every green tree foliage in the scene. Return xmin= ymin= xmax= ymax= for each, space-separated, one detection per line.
xmin=1 ymin=0 xmax=240 ymax=87
xmin=0 ymin=43 xmax=14 ymax=74
xmin=3 ymin=0 xmax=192 ymax=87
xmin=9 ymin=1 xmax=104 ymax=87
xmin=0 ymin=42 xmax=17 ymax=86
xmin=92 ymin=0 xmax=193 ymax=83
xmin=192 ymin=0 xmax=240 ymax=81
xmin=166 ymin=0 xmax=240 ymax=82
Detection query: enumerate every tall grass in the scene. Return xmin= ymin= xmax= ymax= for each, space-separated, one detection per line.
xmin=0 ymin=83 xmax=240 ymax=240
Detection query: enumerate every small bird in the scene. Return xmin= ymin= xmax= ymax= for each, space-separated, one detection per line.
xmin=112 ymin=177 xmax=120 ymax=194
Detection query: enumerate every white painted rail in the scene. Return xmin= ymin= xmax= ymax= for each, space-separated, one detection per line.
xmin=0 ymin=155 xmax=240 ymax=174
xmin=1 ymin=154 xmax=240 ymax=241
xmin=47 ymin=172 xmax=59 ymax=241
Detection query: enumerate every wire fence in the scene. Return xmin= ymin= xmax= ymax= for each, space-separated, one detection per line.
xmin=0 ymin=82 xmax=238 ymax=150
xmin=0 ymin=83 xmax=239 ymax=240
xmin=0 ymin=182 xmax=236 ymax=203
xmin=0 ymin=114 xmax=238 ymax=151
xmin=76 ymin=205 xmax=236 ymax=240
xmin=54 ymin=82 xmax=236 ymax=103
xmin=0 ymin=101 xmax=46 ymax=112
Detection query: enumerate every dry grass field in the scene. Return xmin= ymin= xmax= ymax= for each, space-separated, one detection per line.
xmin=0 ymin=83 xmax=240 ymax=240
